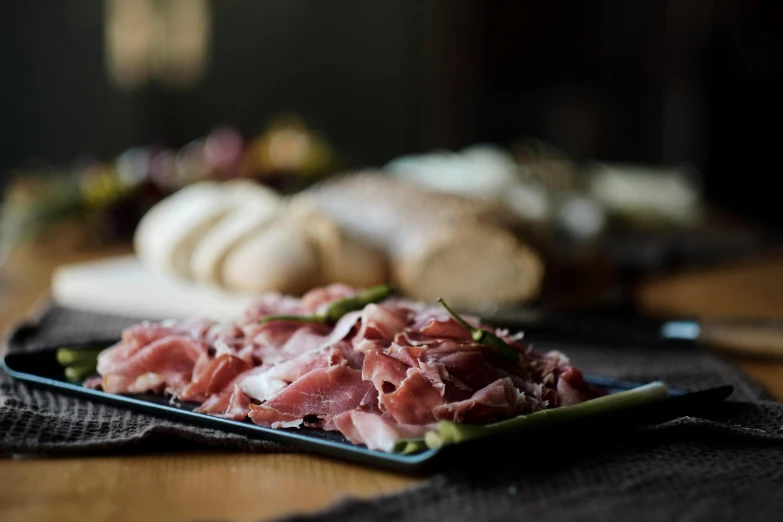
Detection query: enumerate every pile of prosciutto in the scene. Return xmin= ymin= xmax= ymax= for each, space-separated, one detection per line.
xmin=92 ymin=285 xmax=594 ymax=452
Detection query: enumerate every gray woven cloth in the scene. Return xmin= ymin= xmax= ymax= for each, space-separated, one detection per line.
xmin=2 ymin=306 xmax=783 ymax=522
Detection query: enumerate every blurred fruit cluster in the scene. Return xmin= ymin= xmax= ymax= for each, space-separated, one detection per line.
xmin=0 ymin=117 xmax=336 ymax=253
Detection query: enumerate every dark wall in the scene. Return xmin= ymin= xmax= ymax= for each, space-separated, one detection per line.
xmin=1 ymin=0 xmax=782 ymax=225
xmin=0 ymin=1 xmax=426 ymax=181
xmin=0 ymin=2 xmax=137 ymax=173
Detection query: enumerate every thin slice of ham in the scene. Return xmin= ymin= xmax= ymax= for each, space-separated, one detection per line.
xmin=317 ymin=311 xmax=362 ymax=350
xmin=416 ymin=317 xmax=473 ymax=340
xmin=432 ymin=377 xmax=521 ymax=423
xmin=435 ymin=351 xmax=510 ymax=392
xmin=355 ymin=304 xmax=410 ymax=344
xmin=179 ymin=354 xmax=251 ymax=402
xmin=99 ymin=335 xmax=206 ymax=395
xmin=240 ymin=348 xmax=345 ymax=402
xmin=301 ymin=283 xmax=357 ymax=314
xmin=556 ymin=367 xmax=592 ymax=406
xmin=249 ymin=322 xmax=332 ymax=366
xmin=97 ymin=323 xmax=178 ymax=375
xmin=195 ymin=384 xmax=252 ymax=420
xmin=379 ymin=368 xmax=444 ymax=424
xmin=333 ymin=411 xmax=433 ymax=452
xmin=362 ymin=350 xmax=409 ymax=394
xmin=242 ymin=292 xmax=307 ymax=323
xmin=248 ymin=365 xmax=372 ymax=429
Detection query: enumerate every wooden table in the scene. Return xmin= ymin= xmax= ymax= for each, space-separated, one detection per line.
xmin=2 ymin=242 xmax=783 ymax=522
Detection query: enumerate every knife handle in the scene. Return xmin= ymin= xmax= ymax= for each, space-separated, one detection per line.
xmin=699 ymin=318 xmax=783 ymax=358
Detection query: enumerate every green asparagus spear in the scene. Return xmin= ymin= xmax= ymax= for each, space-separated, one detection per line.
xmin=392 ymin=438 xmax=429 ymax=455
xmin=57 ymin=347 xmax=102 ymax=383
xmin=64 ymin=364 xmax=97 ymax=383
xmin=260 ymin=285 xmax=395 ymax=324
xmin=320 ymin=285 xmax=394 ymax=323
xmin=437 ymin=298 xmax=519 ymax=361
xmin=56 ymin=347 xmax=104 ymax=366
xmin=420 ymin=381 xmax=669 ymax=450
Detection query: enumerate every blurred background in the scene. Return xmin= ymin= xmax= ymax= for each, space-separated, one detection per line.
xmin=1 ymin=0 xmax=782 ymax=315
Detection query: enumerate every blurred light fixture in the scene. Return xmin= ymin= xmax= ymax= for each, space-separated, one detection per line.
xmin=104 ymin=0 xmax=154 ymax=89
xmin=104 ymin=0 xmax=211 ymax=90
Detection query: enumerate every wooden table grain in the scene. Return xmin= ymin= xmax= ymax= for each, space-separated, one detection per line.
xmin=1 ymin=242 xmax=782 ymax=522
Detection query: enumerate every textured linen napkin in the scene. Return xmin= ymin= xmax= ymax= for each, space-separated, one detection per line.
xmin=2 ymin=306 xmax=782 ymax=522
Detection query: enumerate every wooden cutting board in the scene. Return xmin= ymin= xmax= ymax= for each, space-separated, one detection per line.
xmin=51 ymin=255 xmax=255 ymax=321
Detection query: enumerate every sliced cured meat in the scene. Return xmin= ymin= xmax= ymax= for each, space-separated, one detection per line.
xmin=410 ymin=307 xmax=480 ymax=330
xmin=240 ymin=348 xmax=345 ymax=402
xmin=301 ymin=283 xmax=356 ymax=313
xmin=556 ymin=367 xmax=593 ymax=406
xmin=103 ymin=335 xmax=205 ymax=376
xmin=249 ymin=322 xmax=332 ymax=365
xmin=433 ymin=377 xmax=521 ymax=423
xmin=435 ymin=351 xmax=510 ymax=392
xmin=179 ymin=354 xmax=251 ymax=402
xmin=99 ymin=335 xmax=206 ymax=395
xmin=83 ymin=375 xmax=103 ymax=389
xmin=97 ymin=323 xmax=178 ymax=374
xmin=388 ymin=344 xmax=427 ymax=366
xmin=362 ymin=350 xmax=410 ymax=393
xmin=280 ymin=326 xmax=333 ymax=357
xmin=356 ymin=304 xmax=410 ymax=343
xmin=334 ymin=339 xmax=365 ymax=369
xmin=102 ymin=372 xmax=166 ymax=394
xmin=247 ymin=365 xmax=372 ymax=428
xmin=333 ymin=411 xmax=434 ymax=452
xmin=245 ymin=321 xmax=307 ymax=350
xmin=173 ymin=316 xmax=217 ymax=339
xmin=379 ymin=369 xmax=444 ymax=424
xmin=415 ymin=317 xmax=473 ymax=340
xmin=352 ymin=303 xmax=411 ymax=355
xmin=195 ymin=384 xmax=251 ymax=420
xmin=318 ymin=311 xmax=362 ymax=350
xmin=242 ymin=292 xmax=307 ymax=323
xmin=357 ymin=386 xmax=381 ymax=414
xmin=93 ymin=285 xmax=597 ymax=453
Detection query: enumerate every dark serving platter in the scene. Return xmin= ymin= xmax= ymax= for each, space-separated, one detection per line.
xmin=3 ymin=345 xmax=733 ymax=473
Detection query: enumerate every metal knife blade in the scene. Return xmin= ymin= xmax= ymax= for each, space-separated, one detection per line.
xmin=480 ymin=309 xmax=783 ymax=358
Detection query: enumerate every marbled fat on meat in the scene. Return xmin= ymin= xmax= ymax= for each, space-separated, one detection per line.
xmin=247 ymin=365 xmax=372 ymax=428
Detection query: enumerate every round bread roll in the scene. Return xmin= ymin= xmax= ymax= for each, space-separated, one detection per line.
xmin=220 ymin=219 xmax=321 ymax=295
xmin=190 ymin=182 xmax=281 ymax=285
xmin=134 ymin=180 xmax=282 ymax=281
xmin=134 ymin=181 xmax=231 ymax=279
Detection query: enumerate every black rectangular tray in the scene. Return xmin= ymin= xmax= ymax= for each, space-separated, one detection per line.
xmin=2 ymin=346 xmax=733 ymax=473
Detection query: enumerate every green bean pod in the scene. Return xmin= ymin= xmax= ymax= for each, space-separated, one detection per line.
xmin=260 ymin=285 xmax=395 ymax=325
xmin=437 ymin=298 xmax=519 ymax=361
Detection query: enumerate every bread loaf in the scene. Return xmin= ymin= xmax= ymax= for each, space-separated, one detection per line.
xmin=297 ymin=172 xmax=544 ymax=308
xmin=134 ymin=180 xmax=282 ymax=282
xmin=190 ymin=182 xmax=281 ymax=285
xmin=134 ymin=181 xmax=232 ymax=280
xmin=221 ymin=218 xmax=321 ymax=295
xmin=288 ymin=198 xmax=388 ymax=288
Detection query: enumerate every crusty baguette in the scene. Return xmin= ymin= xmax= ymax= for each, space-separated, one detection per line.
xmin=393 ymin=224 xmax=542 ymax=307
xmin=297 ymin=172 xmax=544 ymax=308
